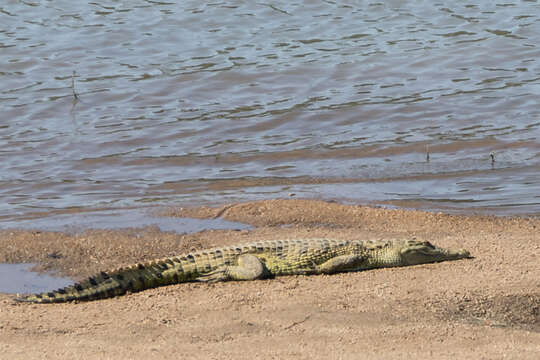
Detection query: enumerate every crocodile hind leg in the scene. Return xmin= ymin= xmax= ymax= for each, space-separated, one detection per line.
xmin=316 ymin=254 xmax=367 ymax=274
xmin=196 ymin=254 xmax=268 ymax=282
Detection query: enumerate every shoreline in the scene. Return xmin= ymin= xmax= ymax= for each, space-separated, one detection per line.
xmin=1 ymin=199 xmax=539 ymax=359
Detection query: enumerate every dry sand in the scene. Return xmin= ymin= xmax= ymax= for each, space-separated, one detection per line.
xmin=1 ymin=199 xmax=539 ymax=359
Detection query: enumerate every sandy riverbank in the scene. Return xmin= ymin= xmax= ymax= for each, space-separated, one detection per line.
xmin=1 ymin=199 xmax=539 ymax=359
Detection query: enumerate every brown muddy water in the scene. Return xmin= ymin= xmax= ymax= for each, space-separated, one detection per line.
xmin=1 ymin=0 xmax=540 ymax=224
xmin=0 ymin=263 xmax=73 ymax=294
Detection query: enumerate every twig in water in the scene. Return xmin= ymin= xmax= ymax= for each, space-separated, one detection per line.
xmin=71 ymin=70 xmax=79 ymax=101
xmin=426 ymin=143 xmax=430 ymax=162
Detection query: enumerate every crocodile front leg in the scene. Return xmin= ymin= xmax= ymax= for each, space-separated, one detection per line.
xmin=196 ymin=254 xmax=268 ymax=282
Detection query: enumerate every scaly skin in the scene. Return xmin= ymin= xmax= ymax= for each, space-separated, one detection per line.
xmin=15 ymin=238 xmax=470 ymax=303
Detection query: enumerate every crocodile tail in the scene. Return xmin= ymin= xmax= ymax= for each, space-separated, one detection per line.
xmin=14 ymin=259 xmax=186 ymax=304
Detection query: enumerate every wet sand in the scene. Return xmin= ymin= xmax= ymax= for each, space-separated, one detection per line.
xmin=1 ymin=199 xmax=539 ymax=359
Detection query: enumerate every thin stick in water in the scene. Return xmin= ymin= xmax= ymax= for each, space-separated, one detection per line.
xmin=71 ymin=70 xmax=79 ymax=100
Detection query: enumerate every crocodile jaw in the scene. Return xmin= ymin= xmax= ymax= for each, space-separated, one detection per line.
xmin=399 ymin=240 xmax=471 ymax=266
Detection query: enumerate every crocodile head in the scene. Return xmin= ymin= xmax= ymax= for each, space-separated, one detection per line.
xmin=399 ymin=239 xmax=471 ymax=265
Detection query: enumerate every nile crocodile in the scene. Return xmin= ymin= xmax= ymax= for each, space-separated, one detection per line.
xmin=15 ymin=238 xmax=470 ymax=303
